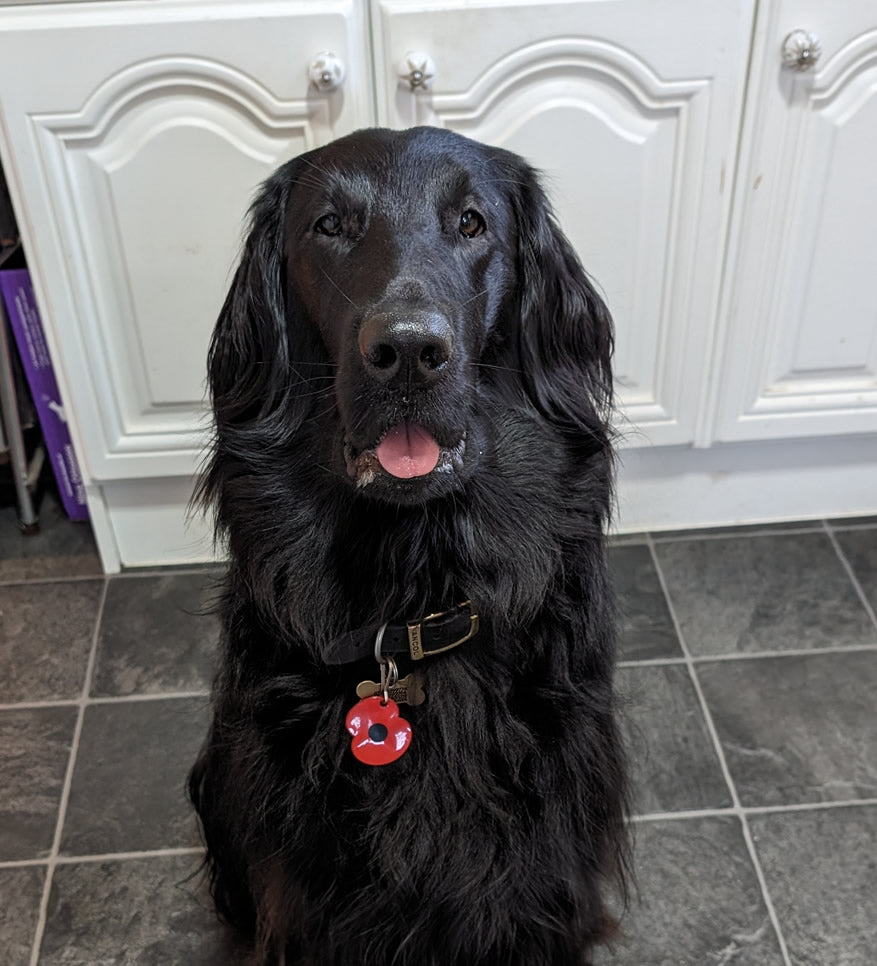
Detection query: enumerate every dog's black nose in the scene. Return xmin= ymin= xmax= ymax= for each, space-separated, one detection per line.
xmin=359 ymin=311 xmax=453 ymax=387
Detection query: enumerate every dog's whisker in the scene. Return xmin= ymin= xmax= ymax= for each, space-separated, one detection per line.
xmin=346 ymin=396 xmax=372 ymax=436
xmin=296 ymin=154 xmax=334 ymax=178
xmin=288 ymin=360 xmax=340 ymax=369
xmin=296 ymin=386 xmax=336 ymax=401
xmin=479 ymin=176 xmax=530 ymax=187
xmin=460 ymin=289 xmax=489 ymax=307
xmin=319 ymin=268 xmax=358 ymax=308
xmin=307 ymin=400 xmax=340 ymax=422
xmin=289 ymin=177 xmax=325 ymax=192
xmin=473 ymin=361 xmax=523 ymax=374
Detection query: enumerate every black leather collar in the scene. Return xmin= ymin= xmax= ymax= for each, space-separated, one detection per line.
xmin=322 ymin=600 xmax=479 ymax=665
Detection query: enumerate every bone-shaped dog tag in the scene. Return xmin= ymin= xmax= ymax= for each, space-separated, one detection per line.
xmin=355 ymin=672 xmax=426 ymax=706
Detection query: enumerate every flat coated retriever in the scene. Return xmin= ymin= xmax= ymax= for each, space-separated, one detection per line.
xmin=190 ymin=126 xmax=628 ymax=966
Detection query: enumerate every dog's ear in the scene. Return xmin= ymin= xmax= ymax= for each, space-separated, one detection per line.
xmin=503 ymin=158 xmax=614 ymax=433
xmin=207 ymin=159 xmax=300 ymax=428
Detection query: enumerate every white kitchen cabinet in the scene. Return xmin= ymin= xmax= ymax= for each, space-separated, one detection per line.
xmin=0 ymin=0 xmax=372 ymax=565
xmin=711 ymin=0 xmax=877 ymax=443
xmin=373 ymin=0 xmax=754 ymax=448
xmin=0 ymin=0 xmax=371 ymax=483
xmin=0 ymin=0 xmax=873 ymax=568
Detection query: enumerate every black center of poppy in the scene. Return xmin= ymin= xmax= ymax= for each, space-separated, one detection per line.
xmin=368 ymin=723 xmax=389 ymax=743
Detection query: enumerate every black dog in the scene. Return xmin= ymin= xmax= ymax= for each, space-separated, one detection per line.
xmin=190 ymin=126 xmax=628 ymax=966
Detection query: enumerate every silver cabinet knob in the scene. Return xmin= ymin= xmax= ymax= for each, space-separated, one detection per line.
xmin=398 ymin=51 xmax=436 ymax=91
xmin=781 ymin=30 xmax=822 ymax=72
xmin=308 ymin=51 xmax=346 ymax=92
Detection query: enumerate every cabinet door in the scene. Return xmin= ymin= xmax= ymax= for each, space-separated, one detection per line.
xmin=713 ymin=0 xmax=877 ymax=442
xmin=0 ymin=0 xmax=370 ymax=480
xmin=372 ymin=0 xmax=755 ymax=446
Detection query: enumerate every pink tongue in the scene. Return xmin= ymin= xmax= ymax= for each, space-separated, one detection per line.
xmin=376 ymin=422 xmax=441 ymax=479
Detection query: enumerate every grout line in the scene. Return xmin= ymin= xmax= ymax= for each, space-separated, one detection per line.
xmin=0 ymin=691 xmax=210 ymax=714
xmin=825 ymin=520 xmax=877 ymax=533
xmin=28 ymin=577 xmax=108 ymax=966
xmin=54 ymin=846 xmax=205 ymax=866
xmin=10 ymin=638 xmax=877 ymax=716
xmin=0 ymin=699 xmax=79 ymax=712
xmin=8 ymin=798 xmax=875 ymax=871
xmin=7 ymin=643 xmax=877 ymax=717
xmin=632 ymin=807 xmax=735 ymax=823
xmin=0 ymin=574 xmax=105 ymax=589
xmin=0 ymin=567 xmax=222 ymax=590
xmin=618 ymin=657 xmax=688 ymax=668
xmin=649 ymin=524 xmax=826 ymax=543
xmin=744 ymin=797 xmax=877 ymax=816
xmin=632 ymin=797 xmax=877 ymax=824
xmin=689 ymin=643 xmax=877 ymax=662
xmin=614 ymin=518 xmax=877 ymax=546
xmin=88 ymin=690 xmax=210 ymax=705
xmin=0 ymin=858 xmax=49 ymax=870
xmin=646 ymin=536 xmax=794 ymax=966
xmin=618 ymin=641 xmax=877 ymax=669
xmin=823 ymin=522 xmax=877 ymax=634
xmin=1 ymin=847 xmax=205 ymax=873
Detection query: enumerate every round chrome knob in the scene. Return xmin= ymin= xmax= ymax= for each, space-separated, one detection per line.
xmin=398 ymin=51 xmax=436 ymax=92
xmin=308 ymin=51 xmax=346 ymax=92
xmin=781 ymin=30 xmax=822 ymax=72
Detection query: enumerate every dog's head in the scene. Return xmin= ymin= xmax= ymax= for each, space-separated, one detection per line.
xmin=206 ymin=127 xmax=613 ymax=508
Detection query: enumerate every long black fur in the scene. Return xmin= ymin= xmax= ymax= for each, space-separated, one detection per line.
xmin=189 ymin=126 xmax=628 ymax=966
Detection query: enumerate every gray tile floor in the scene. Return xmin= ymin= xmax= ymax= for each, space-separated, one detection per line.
xmin=1 ymin=494 xmax=875 ymax=965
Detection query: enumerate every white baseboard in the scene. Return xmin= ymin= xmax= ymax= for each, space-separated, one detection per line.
xmin=615 ymin=434 xmax=877 ymax=533
xmin=86 ymin=435 xmax=877 ymax=569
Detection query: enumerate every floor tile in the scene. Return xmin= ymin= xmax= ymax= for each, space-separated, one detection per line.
xmin=594 ymin=817 xmax=784 ymax=965
xmin=697 ymin=653 xmax=877 ymax=807
xmin=0 ymin=864 xmax=45 ymax=965
xmin=0 ymin=580 xmax=102 ymax=702
xmin=655 ymin=533 xmax=876 ymax=655
xmin=60 ymin=698 xmax=208 ymax=856
xmin=610 ymin=544 xmax=682 ymax=661
xmin=0 ymin=491 xmax=101 ymax=583
xmin=619 ymin=665 xmax=731 ymax=814
xmin=91 ymin=574 xmax=220 ymax=697
xmin=834 ymin=527 xmax=877 ymax=614
xmin=750 ymin=805 xmax=877 ymax=966
xmin=0 ymin=707 xmax=77 ymax=860
xmin=39 ymin=853 xmax=249 ymax=965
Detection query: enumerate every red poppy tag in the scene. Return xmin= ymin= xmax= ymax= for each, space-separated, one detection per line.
xmin=346 ymin=696 xmax=412 ymax=766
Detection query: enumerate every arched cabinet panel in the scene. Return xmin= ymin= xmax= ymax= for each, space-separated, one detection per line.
xmin=714 ymin=1 xmax=877 ymax=440
xmin=373 ymin=0 xmax=755 ymax=445
xmin=33 ymin=59 xmax=327 ymax=456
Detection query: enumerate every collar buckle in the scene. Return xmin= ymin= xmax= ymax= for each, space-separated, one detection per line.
xmin=407 ymin=600 xmax=479 ymax=661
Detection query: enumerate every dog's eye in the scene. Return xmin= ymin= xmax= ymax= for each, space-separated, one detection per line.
xmin=314 ymin=213 xmax=343 ymax=237
xmin=459 ymin=209 xmax=486 ymax=238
